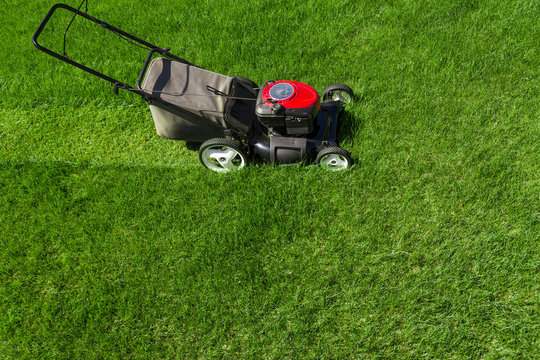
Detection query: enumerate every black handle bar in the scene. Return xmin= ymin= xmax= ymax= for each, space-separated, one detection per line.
xmin=136 ymin=48 xmax=168 ymax=91
xmin=33 ymin=3 xmax=193 ymax=96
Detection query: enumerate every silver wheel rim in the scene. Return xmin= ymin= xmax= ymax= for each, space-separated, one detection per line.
xmin=201 ymin=145 xmax=246 ymax=172
xmin=319 ymin=153 xmax=349 ymax=171
xmin=331 ymin=90 xmax=352 ymax=104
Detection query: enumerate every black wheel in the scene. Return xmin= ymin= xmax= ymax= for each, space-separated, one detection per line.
xmin=199 ymin=138 xmax=249 ymax=172
xmin=234 ymin=76 xmax=259 ymax=90
xmin=322 ymin=84 xmax=354 ymax=104
xmin=316 ymin=147 xmax=352 ymax=171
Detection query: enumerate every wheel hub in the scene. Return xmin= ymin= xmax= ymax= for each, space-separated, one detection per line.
xmin=320 ymin=154 xmax=349 ymax=170
xmin=201 ymin=146 xmax=245 ymax=172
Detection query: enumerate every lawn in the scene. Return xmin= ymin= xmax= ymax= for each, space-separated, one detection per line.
xmin=0 ymin=0 xmax=538 ymax=358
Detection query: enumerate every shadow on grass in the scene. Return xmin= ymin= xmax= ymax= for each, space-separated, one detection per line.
xmin=184 ymin=141 xmax=202 ymax=151
xmin=337 ymin=109 xmax=361 ymax=145
xmin=0 ymin=158 xmax=357 ymax=235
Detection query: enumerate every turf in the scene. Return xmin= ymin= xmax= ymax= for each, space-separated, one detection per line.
xmin=1 ymin=0 xmax=538 ymax=358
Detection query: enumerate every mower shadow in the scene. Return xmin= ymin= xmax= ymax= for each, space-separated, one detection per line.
xmin=337 ymin=109 xmax=361 ymax=145
xmin=185 ymin=141 xmax=202 ymax=151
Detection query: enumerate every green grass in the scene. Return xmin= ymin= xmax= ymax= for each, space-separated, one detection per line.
xmin=1 ymin=0 xmax=538 ymax=358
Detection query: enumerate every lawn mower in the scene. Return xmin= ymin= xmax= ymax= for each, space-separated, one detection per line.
xmin=33 ymin=3 xmax=355 ymax=172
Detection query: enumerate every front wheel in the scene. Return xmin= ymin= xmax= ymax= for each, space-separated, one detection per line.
xmin=199 ymin=138 xmax=249 ymax=172
xmin=322 ymin=84 xmax=354 ymax=104
xmin=316 ymin=147 xmax=352 ymax=171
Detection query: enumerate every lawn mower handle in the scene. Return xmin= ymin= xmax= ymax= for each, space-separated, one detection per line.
xmin=32 ymin=3 xmax=192 ymax=96
xmin=135 ymin=46 xmax=199 ymax=92
xmin=136 ymin=48 xmax=172 ymax=91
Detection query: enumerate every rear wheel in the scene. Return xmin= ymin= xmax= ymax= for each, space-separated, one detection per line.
xmin=316 ymin=147 xmax=352 ymax=171
xmin=322 ymin=84 xmax=354 ymax=104
xmin=199 ymin=138 xmax=248 ymax=172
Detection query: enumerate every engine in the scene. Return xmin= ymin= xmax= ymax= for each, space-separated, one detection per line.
xmin=255 ymin=80 xmax=320 ymax=135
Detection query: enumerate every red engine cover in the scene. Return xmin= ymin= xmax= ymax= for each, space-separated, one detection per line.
xmin=262 ymin=80 xmax=320 ymax=111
